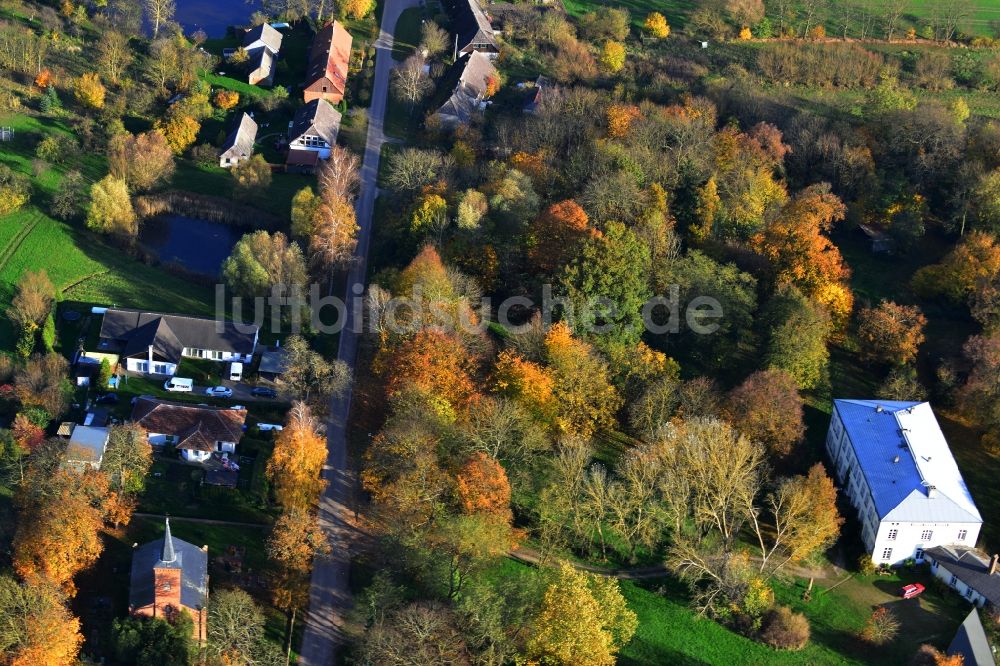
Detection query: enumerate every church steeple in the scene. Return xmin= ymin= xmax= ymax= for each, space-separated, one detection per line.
xmin=161 ymin=517 xmax=176 ymax=564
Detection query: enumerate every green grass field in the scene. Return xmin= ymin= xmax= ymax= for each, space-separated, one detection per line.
xmin=482 ymin=558 xmax=966 ymax=666
xmin=392 ymin=7 xmax=424 ymax=61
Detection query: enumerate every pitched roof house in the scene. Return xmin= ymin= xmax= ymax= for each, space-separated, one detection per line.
xmin=97 ymin=308 xmax=258 ymax=376
xmin=131 ymin=396 xmax=247 ymax=463
xmin=825 ymin=400 xmax=983 ymax=566
xmin=286 ymin=98 xmax=342 ymax=164
xmin=303 ymin=21 xmax=352 ymax=104
xmin=926 ymin=545 xmax=1000 ymax=608
xmin=243 ymin=24 xmax=283 ymax=86
xmin=447 ymin=0 xmax=498 ymax=56
xmin=435 ymin=51 xmax=497 ymax=127
xmin=130 ymin=518 xmax=208 ymax=641
xmin=244 ymin=23 xmax=283 ymax=54
xmin=949 ymin=609 xmax=997 ymax=666
xmin=218 ymin=112 xmax=258 ymax=168
xmin=63 ymin=425 xmax=109 ymax=472
xmin=524 ymin=75 xmax=552 ymax=114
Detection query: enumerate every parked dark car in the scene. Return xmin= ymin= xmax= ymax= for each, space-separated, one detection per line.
xmin=251 ymin=387 xmax=278 ymax=398
xmin=94 ymin=393 xmax=119 ymax=404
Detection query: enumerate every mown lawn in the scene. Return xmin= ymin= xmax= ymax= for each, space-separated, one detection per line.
xmin=392 ymin=7 xmax=424 ymax=61
xmin=477 ymin=557 xmax=968 ymax=666
xmin=561 ymin=0 xmax=696 ymax=30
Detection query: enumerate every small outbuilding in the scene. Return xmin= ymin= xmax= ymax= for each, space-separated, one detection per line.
xmin=63 ymin=425 xmax=109 ymax=472
xmin=219 ymin=113 xmax=259 ymax=168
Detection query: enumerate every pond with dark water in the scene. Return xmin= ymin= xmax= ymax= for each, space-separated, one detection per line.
xmin=139 ymin=215 xmax=241 ymax=277
xmin=174 ymin=0 xmax=262 ymax=37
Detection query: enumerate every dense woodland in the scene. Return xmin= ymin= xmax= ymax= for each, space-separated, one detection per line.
xmin=0 ymin=0 xmax=999 ymax=663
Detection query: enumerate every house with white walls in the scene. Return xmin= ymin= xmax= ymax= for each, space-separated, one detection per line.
xmin=826 ymin=400 xmax=983 ymax=566
xmin=131 ymin=397 xmax=247 ymax=463
xmin=97 ymin=308 xmax=258 ymax=376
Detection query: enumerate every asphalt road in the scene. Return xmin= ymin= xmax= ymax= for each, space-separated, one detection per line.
xmin=297 ymin=3 xmax=418 ymax=664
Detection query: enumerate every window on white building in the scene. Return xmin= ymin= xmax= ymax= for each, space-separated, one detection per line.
xmin=887 ymin=529 xmax=897 ymax=540
xmin=950 ymin=575 xmax=958 ymax=587
xmin=882 ymin=548 xmax=893 ymax=560
xmin=958 ymin=529 xmax=968 ymax=541
xmin=920 ymin=530 xmax=933 ymax=541
xmin=966 ymin=587 xmax=974 ymax=599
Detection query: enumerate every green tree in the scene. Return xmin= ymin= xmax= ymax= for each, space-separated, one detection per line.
xmin=96 ymin=357 xmax=112 ymax=390
xmin=281 ymin=335 xmax=351 ymax=404
xmin=51 ymin=170 xmax=86 ymax=220
xmin=0 ymin=164 xmax=31 ymax=215
xmin=598 ymin=41 xmax=626 ymax=74
xmin=761 ymin=285 xmax=832 ymax=389
xmin=111 ymin=613 xmax=196 ymax=666
xmin=663 ymin=251 xmax=757 ymax=368
xmin=560 ymin=221 xmax=652 ymax=346
xmin=222 ymin=230 xmax=307 ymax=298
xmin=231 ymin=154 xmax=272 ymax=201
xmin=206 ymin=589 xmax=270 ymax=665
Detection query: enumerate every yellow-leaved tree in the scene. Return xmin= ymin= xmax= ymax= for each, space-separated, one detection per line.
xmin=644 ymin=12 xmax=670 ymax=38
xmin=0 ymin=574 xmax=84 ymax=665
xmin=526 ymin=562 xmax=638 ymax=666
xmin=266 ymin=402 xmax=328 ymax=511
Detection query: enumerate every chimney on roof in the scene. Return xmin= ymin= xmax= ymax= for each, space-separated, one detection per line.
xmin=926 ymin=485 xmax=937 ymax=499
xmin=876 ymin=405 xmax=883 ymax=413
xmin=893 ymin=455 xmax=900 ymax=463
xmin=990 ymin=554 xmax=999 ymax=576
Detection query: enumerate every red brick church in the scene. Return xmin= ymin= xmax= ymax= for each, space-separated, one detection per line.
xmin=129 ymin=518 xmax=209 ymax=641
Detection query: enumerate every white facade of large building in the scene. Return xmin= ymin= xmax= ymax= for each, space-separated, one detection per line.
xmin=826 ymin=400 xmax=983 ymax=566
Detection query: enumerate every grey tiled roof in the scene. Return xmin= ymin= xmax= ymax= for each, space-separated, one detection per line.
xmin=436 ymin=52 xmax=496 ymax=125
xmin=949 ymin=609 xmax=997 ymax=666
xmin=448 ymin=0 xmax=497 ymax=52
xmin=100 ymin=308 xmax=258 ymax=363
xmin=129 ymin=519 xmax=208 ymax=611
xmin=219 ymin=113 xmax=259 ymax=161
xmin=926 ymin=545 xmax=1000 ymax=606
xmin=244 ymin=23 xmax=282 ymax=54
xmin=288 ymin=99 xmax=342 ymax=145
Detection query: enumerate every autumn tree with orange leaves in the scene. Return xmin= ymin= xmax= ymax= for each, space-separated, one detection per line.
xmin=266 ymin=402 xmax=328 ymax=511
xmin=606 ymin=103 xmax=641 ymax=139
xmin=751 ymin=183 xmax=853 ymax=327
xmin=912 ymin=231 xmax=1000 ymax=304
xmin=384 ymin=329 xmax=478 ymax=410
xmin=494 ymin=350 xmax=559 ymax=427
xmin=544 ymin=322 xmax=622 ymax=438
xmin=13 ymin=469 xmax=109 ymax=595
xmin=528 ymin=200 xmax=599 ymax=274
xmin=455 ymin=452 xmax=512 ymax=520
xmin=856 ymin=301 xmax=927 ymax=366
xmin=0 ymin=574 xmax=83 ymax=666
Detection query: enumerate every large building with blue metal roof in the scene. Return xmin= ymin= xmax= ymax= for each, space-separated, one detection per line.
xmin=826 ymin=399 xmax=982 ymax=566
